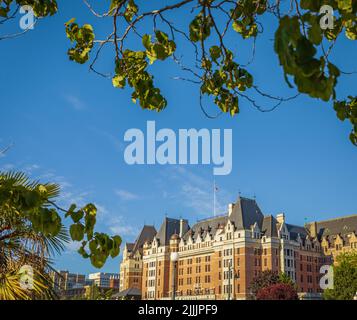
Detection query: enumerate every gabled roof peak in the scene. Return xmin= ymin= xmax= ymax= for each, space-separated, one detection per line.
xmin=131 ymin=225 xmax=157 ymax=254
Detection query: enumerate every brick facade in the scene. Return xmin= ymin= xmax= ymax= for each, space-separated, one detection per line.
xmin=120 ymin=197 xmax=357 ymax=299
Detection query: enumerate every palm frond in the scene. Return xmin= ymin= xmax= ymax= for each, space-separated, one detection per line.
xmin=0 ymin=171 xmax=61 ymax=197
xmin=43 ymin=226 xmax=70 ymax=257
xmin=42 ymin=183 xmax=61 ymax=199
xmin=0 ymin=271 xmax=29 ymax=300
xmin=0 ymin=171 xmax=80 ymax=300
xmin=0 ymin=171 xmax=33 ymax=188
xmin=0 ymin=266 xmax=56 ymax=300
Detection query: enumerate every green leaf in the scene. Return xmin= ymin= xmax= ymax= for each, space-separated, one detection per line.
xmin=334 ymin=96 xmax=357 ymax=146
xmin=110 ymin=235 xmax=122 ymax=258
xmin=142 ymin=34 xmax=152 ymax=50
xmin=65 ymin=18 xmax=76 ymax=26
xmin=345 ymin=21 xmax=357 ymax=40
xmin=0 ymin=7 xmax=9 ymax=18
xmin=66 ymin=22 xmax=95 ymax=64
xmin=124 ymin=0 xmax=138 ymax=22
xmin=142 ymin=31 xmax=176 ymax=64
xmin=70 ymin=223 xmax=85 ymax=241
xmin=90 ymin=252 xmax=107 ymax=268
xmin=338 ymin=0 xmax=353 ymax=13
xmin=71 ymin=210 xmax=84 ymax=223
xmin=189 ymin=13 xmax=212 ymax=42
xmin=209 ymin=46 xmax=221 ymax=61
xmin=78 ymin=245 xmax=90 ymax=258
xmin=305 ymin=14 xmax=323 ymax=45
xmin=112 ymin=75 xmax=126 ymax=88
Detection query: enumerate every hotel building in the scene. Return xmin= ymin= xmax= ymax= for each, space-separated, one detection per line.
xmin=119 ymin=196 xmax=357 ymax=299
xmin=119 ymin=225 xmax=157 ymax=292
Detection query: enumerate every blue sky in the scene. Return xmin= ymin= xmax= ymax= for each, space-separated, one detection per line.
xmin=0 ymin=2 xmax=356 ymax=275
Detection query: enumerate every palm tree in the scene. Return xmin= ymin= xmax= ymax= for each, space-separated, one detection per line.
xmin=0 ymin=167 xmax=122 ymax=299
xmin=0 ymin=172 xmax=69 ymax=300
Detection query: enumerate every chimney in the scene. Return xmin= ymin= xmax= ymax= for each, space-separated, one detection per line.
xmin=276 ymin=213 xmax=285 ymax=224
xmin=228 ymin=203 xmax=234 ymax=217
xmin=310 ymin=222 xmax=317 ymax=238
xmin=179 ymin=219 xmax=189 ymax=237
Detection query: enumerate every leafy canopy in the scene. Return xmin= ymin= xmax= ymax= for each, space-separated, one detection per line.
xmin=249 ymin=270 xmax=296 ymax=298
xmin=323 ymin=251 xmax=357 ymax=300
xmin=256 ymin=283 xmax=299 ymax=300
xmin=1 ymin=0 xmax=356 ymax=144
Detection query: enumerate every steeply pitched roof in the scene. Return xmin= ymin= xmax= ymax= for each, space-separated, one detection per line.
xmin=126 ymin=243 xmax=134 ymax=252
xmin=307 ymin=214 xmax=357 ymax=239
xmin=286 ymin=224 xmax=308 ymax=241
xmin=183 ymin=215 xmax=227 ymax=241
xmin=149 ymin=198 xmax=357 ymax=248
xmin=230 ymin=197 xmax=264 ymax=229
xmin=181 ymin=197 xmax=264 ymax=241
xmin=156 ymin=218 xmax=181 ymax=246
xmin=131 ymin=225 xmax=157 ymax=254
xmin=261 ymin=215 xmax=278 ymax=237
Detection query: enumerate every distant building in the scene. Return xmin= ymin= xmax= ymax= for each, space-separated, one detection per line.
xmin=110 ymin=276 xmax=120 ymax=289
xmin=50 ymin=270 xmax=86 ymax=298
xmin=88 ymin=272 xmax=120 ymax=289
xmin=120 ymin=196 xmax=357 ymax=300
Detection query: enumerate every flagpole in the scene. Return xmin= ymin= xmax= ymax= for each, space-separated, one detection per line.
xmin=213 ymin=177 xmax=216 ymax=217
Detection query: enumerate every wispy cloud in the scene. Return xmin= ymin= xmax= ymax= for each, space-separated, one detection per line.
xmin=160 ymin=166 xmax=234 ymax=217
xmin=95 ymin=203 xmax=109 ymax=216
xmin=38 ymin=170 xmax=93 ymax=210
xmin=0 ymin=163 xmax=15 ymax=171
xmin=115 ymin=189 xmax=139 ymax=201
xmin=64 ymin=95 xmax=86 ymax=111
xmin=107 ymin=216 xmax=140 ymax=237
xmin=23 ymin=164 xmax=40 ymax=175
xmin=0 ymin=162 xmax=40 ymax=175
xmin=65 ymin=241 xmax=81 ymax=254
xmin=0 ymin=164 xmax=93 ymax=211
xmin=89 ymin=127 xmax=124 ymax=152
xmin=0 ymin=143 xmax=14 ymax=159
xmin=39 ymin=171 xmax=72 ymax=188
xmin=60 ymin=190 xmax=91 ymax=208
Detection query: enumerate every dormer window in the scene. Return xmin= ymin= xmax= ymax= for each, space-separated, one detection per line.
xmin=252 ymin=232 xmax=260 ymax=239
xmin=281 ymin=233 xmax=289 ymax=240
